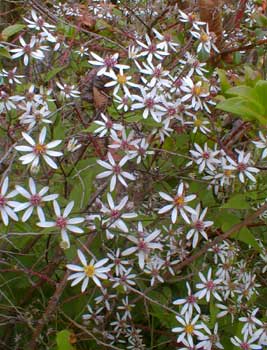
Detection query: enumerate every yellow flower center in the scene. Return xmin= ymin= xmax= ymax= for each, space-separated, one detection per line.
xmin=224 ymin=169 xmax=232 ymax=177
xmin=185 ymin=324 xmax=194 ymax=334
xmin=200 ymin=32 xmax=209 ymax=42
xmin=193 ymin=85 xmax=202 ymax=96
xmin=174 ymin=195 xmax=184 ymax=207
xmin=34 ymin=143 xmax=46 ymax=154
xmin=194 ymin=119 xmax=203 ymax=127
xmin=84 ymin=264 xmax=95 ymax=277
xmin=117 ymin=74 xmax=127 ymax=84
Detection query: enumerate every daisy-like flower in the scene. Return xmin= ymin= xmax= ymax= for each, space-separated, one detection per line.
xmin=144 ymin=257 xmax=164 ymax=286
xmin=56 ymin=82 xmax=80 ymax=99
xmin=128 ymin=138 xmax=154 ymax=164
xmin=37 ymin=200 xmax=84 ymax=248
xmin=96 ymin=152 xmax=136 ymax=192
xmin=214 ymin=158 xmax=236 ymax=187
xmin=158 ymin=182 xmax=196 ymax=224
xmin=178 ymin=10 xmax=206 ymax=30
xmin=0 ymin=90 xmax=24 ymax=112
xmin=131 ymin=88 xmax=166 ymax=122
xmin=88 ymin=52 xmax=129 ymax=76
xmin=93 ymin=113 xmax=123 ymax=138
xmin=172 ymin=312 xmax=206 ymax=347
xmin=195 ymin=268 xmax=222 ymax=302
xmin=74 ymin=45 xmax=89 ymax=57
xmin=104 ymin=68 xmax=139 ymax=97
xmin=189 ymin=143 xmax=220 ymax=173
xmin=0 ymin=177 xmax=19 ymax=226
xmin=186 ymin=204 xmax=213 ymax=248
xmin=19 ymin=104 xmax=52 ymax=130
xmin=24 ymin=9 xmax=55 ymax=31
xmin=173 ymin=282 xmax=201 ymax=317
xmin=185 ymin=115 xmax=210 ymax=134
xmin=107 ymin=248 xmax=129 ymax=276
xmin=191 ymin=25 xmax=219 ymax=54
xmin=152 ymin=28 xmax=179 ymax=52
xmin=67 ymin=138 xmax=82 ymax=152
xmin=114 ymin=94 xmax=132 ymax=112
xmin=139 ymin=61 xmax=171 ymax=88
xmin=67 ymin=249 xmax=110 ymax=292
xmin=14 ymin=177 xmax=58 ymax=222
xmin=253 ymin=131 xmax=267 ymax=159
xmin=136 ymin=34 xmax=169 ymax=63
xmin=239 ymin=308 xmax=263 ymax=337
xmin=15 ymin=127 xmax=62 ymax=170
xmin=197 ymin=323 xmax=224 ymax=350
xmin=112 ymin=267 xmax=137 ymax=292
xmin=10 ymin=36 xmax=45 ymax=66
xmin=122 ymin=222 xmax=162 ymax=270
xmin=0 ymin=67 xmax=24 ymax=85
xmin=181 ymin=77 xmax=210 ymax=111
xmin=100 ymin=193 xmax=137 ymax=239
xmin=227 ymin=150 xmax=259 ymax=183
xmin=231 ymin=334 xmax=262 ymax=350
xmin=179 ymin=52 xmax=208 ymax=77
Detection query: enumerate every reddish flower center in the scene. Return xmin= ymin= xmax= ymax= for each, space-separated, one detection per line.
xmin=30 ymin=194 xmax=41 ymax=206
xmin=138 ymin=239 xmax=148 ymax=252
xmin=56 ymin=216 xmax=67 ymax=229
xmin=195 ymin=220 xmax=204 ymax=231
xmin=237 ymin=162 xmax=247 ymax=172
xmin=145 ymin=98 xmax=155 ymax=109
xmin=153 ymin=67 xmax=162 ymax=78
xmin=112 ymin=165 xmax=121 ymax=175
xmin=37 ymin=18 xmax=45 ymax=27
xmin=187 ymin=294 xmax=196 ymax=304
xmin=0 ymin=195 xmax=6 ymax=207
xmin=110 ymin=209 xmax=120 ymax=219
xmin=104 ymin=56 xmax=117 ymax=68
xmin=202 ymin=151 xmax=210 ymax=159
xmin=167 ymin=107 xmax=176 ymax=117
xmin=206 ymin=280 xmax=215 ymax=290
xmin=240 ymin=343 xmax=249 ymax=350
xmin=23 ymin=44 xmax=31 ymax=54
xmin=148 ymin=44 xmax=157 ymax=53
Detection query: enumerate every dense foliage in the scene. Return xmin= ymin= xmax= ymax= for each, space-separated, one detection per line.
xmin=0 ymin=0 xmax=267 ymax=349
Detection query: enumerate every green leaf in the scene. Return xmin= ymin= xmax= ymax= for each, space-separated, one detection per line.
xmin=216 ymin=68 xmax=231 ymax=93
xmin=232 ymin=227 xmax=261 ymax=250
xmin=254 ymin=80 xmax=267 ymax=115
xmin=44 ymin=66 xmax=67 ymax=82
xmin=2 ymin=24 xmax=25 ymax=40
xmin=56 ymin=330 xmax=74 ymax=350
xmin=222 ymin=194 xmax=250 ymax=209
xmin=0 ymin=47 xmax=11 ymax=59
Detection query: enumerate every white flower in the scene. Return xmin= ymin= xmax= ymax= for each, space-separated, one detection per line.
xmin=94 ymin=113 xmax=123 ymax=138
xmin=37 ymin=200 xmax=84 ymax=248
xmin=136 ymin=34 xmax=169 ymax=63
xmin=181 ymin=77 xmax=210 ymax=111
xmin=128 ymin=138 xmax=154 ymax=164
xmin=158 ymin=182 xmax=196 ymax=224
xmin=253 ymin=131 xmax=267 ymax=159
xmin=19 ymin=104 xmax=52 ymax=130
xmin=111 ymin=267 xmax=137 ymax=292
xmin=67 ymin=249 xmax=110 ymax=292
xmin=0 ymin=177 xmax=19 ymax=226
xmin=186 ymin=204 xmax=213 ymax=248
xmin=15 ymin=127 xmax=62 ymax=170
xmin=132 ymin=87 xmax=166 ymax=122
xmin=100 ymin=193 xmax=137 ymax=239
xmin=190 ymin=143 xmax=220 ymax=173
xmin=152 ymin=28 xmax=179 ymax=52
xmin=178 ymin=10 xmax=206 ymax=30
xmin=185 ymin=115 xmax=210 ymax=134
xmin=122 ymin=222 xmax=162 ymax=270
xmin=10 ymin=36 xmax=45 ymax=66
xmin=104 ymin=68 xmax=139 ymax=97
xmin=191 ymin=25 xmax=219 ymax=54
xmin=14 ymin=177 xmax=58 ymax=222
xmin=56 ymin=82 xmax=80 ymax=99
xmin=172 ymin=312 xmax=206 ymax=347
xmin=24 ymin=9 xmax=55 ymax=31
xmin=195 ymin=268 xmax=222 ymax=302
xmin=196 ymin=323 xmax=224 ymax=350
xmin=239 ymin=308 xmax=263 ymax=337
xmin=97 ymin=152 xmax=136 ymax=192
xmin=107 ymin=248 xmax=129 ymax=276
xmin=231 ymin=334 xmax=262 ymax=350
xmin=139 ymin=61 xmax=171 ymax=88
xmin=0 ymin=90 xmax=23 ymax=112
xmin=0 ymin=67 xmax=24 ymax=85
xmin=173 ymin=282 xmax=201 ymax=317
xmin=88 ymin=52 xmax=129 ymax=76
xmin=179 ymin=52 xmax=208 ymax=77
xmin=144 ymin=257 xmax=164 ymax=286
xmin=227 ymin=150 xmax=259 ymax=183
xmin=67 ymin=138 xmax=82 ymax=152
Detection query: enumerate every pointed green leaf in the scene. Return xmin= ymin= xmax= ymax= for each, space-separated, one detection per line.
xmin=2 ymin=24 xmax=25 ymax=40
